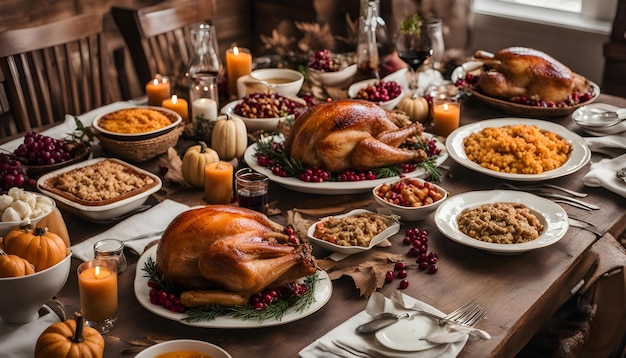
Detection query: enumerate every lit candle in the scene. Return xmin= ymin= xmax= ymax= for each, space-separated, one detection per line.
xmin=226 ymin=47 xmax=252 ymax=97
xmin=204 ymin=161 xmax=233 ymax=204
xmin=432 ymin=101 xmax=461 ymax=137
xmin=78 ymin=261 xmax=117 ymax=323
xmin=145 ymin=74 xmax=170 ymax=106
xmin=162 ymin=95 xmax=189 ymax=121
xmin=192 ymin=98 xmax=218 ymax=122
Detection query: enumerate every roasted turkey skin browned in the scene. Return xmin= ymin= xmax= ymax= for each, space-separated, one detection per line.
xmin=285 ymin=99 xmax=426 ymax=173
xmin=474 ymin=47 xmax=588 ymax=103
xmin=156 ymin=205 xmax=317 ymax=306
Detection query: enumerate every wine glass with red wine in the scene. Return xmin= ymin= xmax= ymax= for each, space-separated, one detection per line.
xmin=395 ymin=20 xmax=433 ymax=91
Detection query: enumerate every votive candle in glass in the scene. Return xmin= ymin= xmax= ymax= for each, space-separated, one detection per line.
xmin=77 ymin=259 xmax=118 ymax=334
xmin=432 ymin=99 xmax=461 ymax=137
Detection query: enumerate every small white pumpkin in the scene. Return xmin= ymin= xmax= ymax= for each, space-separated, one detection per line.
xmin=397 ymin=95 xmax=430 ymax=123
xmin=211 ymin=115 xmax=248 ymax=160
xmin=181 ymin=141 xmax=220 ymax=188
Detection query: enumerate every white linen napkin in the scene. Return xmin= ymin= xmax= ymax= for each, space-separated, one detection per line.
xmin=583 ymin=153 xmax=626 ymax=198
xmin=584 ymin=134 xmax=626 ymax=153
xmin=298 ymin=291 xmax=470 ymax=358
xmin=70 ymin=199 xmax=190 ymax=261
xmin=0 ymin=305 xmax=60 ymax=358
xmin=0 ymin=101 xmax=138 ymax=153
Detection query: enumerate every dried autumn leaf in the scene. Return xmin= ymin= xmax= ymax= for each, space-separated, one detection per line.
xmin=318 ymin=252 xmax=405 ymax=297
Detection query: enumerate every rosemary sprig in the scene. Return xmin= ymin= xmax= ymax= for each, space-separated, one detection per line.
xmin=417 ymin=156 xmax=442 ymax=183
xmin=255 ymin=137 xmax=306 ymax=177
xmin=183 ymin=272 xmax=320 ymax=323
xmin=142 ymin=256 xmax=180 ymax=294
xmin=142 ymin=258 xmax=321 ymax=323
xmin=372 ymin=166 xmax=403 ymax=179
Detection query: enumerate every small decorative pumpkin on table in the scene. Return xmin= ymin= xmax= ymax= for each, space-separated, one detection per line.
xmin=181 ymin=141 xmax=220 ymax=188
xmin=0 ymin=247 xmax=34 ymax=277
xmin=211 ymin=115 xmax=248 ymax=161
xmin=397 ymin=95 xmax=430 ymax=123
xmin=35 ymin=311 xmax=105 ymax=358
xmin=2 ymin=225 xmax=67 ymax=272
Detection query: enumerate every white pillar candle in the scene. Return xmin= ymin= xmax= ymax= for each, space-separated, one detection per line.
xmin=192 ymin=98 xmax=218 ymax=122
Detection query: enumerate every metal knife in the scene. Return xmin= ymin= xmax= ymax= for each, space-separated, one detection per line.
xmin=568 ymin=217 xmax=603 ymax=237
xmin=537 ymin=192 xmax=600 ymax=210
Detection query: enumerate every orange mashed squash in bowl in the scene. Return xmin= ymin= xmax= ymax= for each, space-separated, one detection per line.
xmin=98 ymin=108 xmax=174 ymax=134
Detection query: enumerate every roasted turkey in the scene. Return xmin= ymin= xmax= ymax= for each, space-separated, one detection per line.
xmin=285 ymin=99 xmax=427 ymax=173
xmin=474 ymin=47 xmax=588 ymax=103
xmin=156 ymin=205 xmax=317 ymax=307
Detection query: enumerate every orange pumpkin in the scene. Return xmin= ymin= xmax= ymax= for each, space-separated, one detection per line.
xmin=0 ymin=247 xmax=35 ymax=277
xmin=35 ymin=312 xmax=105 ymax=358
xmin=3 ymin=225 xmax=67 ymax=272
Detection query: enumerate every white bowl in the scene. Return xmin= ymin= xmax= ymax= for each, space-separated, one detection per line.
xmin=348 ymin=79 xmax=404 ymax=110
xmin=247 ymin=68 xmax=304 ymax=97
xmin=92 ymin=107 xmax=182 ymax=141
xmin=372 ymin=178 xmax=448 ymax=221
xmin=307 ymin=209 xmax=400 ymax=255
xmin=221 ymin=97 xmax=306 ymax=133
xmin=135 ymin=339 xmax=231 ymax=358
xmin=0 ymin=251 xmax=71 ymax=323
xmin=0 ymin=191 xmax=56 ymax=237
xmin=309 ymin=64 xmax=357 ymax=87
xmin=36 ymin=158 xmax=162 ymax=222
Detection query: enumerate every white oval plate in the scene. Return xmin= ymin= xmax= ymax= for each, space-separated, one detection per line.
xmin=375 ymin=314 xmax=447 ymax=352
xmin=243 ymin=135 xmax=448 ymax=194
xmin=134 ymin=245 xmax=332 ymax=328
xmin=307 ymin=209 xmax=400 ymax=255
xmin=446 ymin=118 xmax=591 ymax=182
xmin=434 ymin=190 xmax=569 ymax=255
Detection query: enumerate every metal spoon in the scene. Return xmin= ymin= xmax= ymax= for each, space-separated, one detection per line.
xmin=575 ymin=108 xmax=626 ymax=128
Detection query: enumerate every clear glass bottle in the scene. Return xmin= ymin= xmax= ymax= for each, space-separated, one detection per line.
xmin=356 ymin=1 xmax=380 ymax=79
xmin=426 ymin=18 xmax=445 ymax=71
xmin=187 ymin=23 xmax=221 ymax=109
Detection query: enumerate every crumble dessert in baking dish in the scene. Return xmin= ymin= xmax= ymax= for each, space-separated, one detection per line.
xmin=40 ymin=159 xmax=159 ymax=205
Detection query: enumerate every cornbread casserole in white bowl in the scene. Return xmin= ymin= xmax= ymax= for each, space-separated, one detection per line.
xmin=92 ymin=106 xmax=182 ymax=141
xmin=36 ymin=158 xmax=161 ymax=222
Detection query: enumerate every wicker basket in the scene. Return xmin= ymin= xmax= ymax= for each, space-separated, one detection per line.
xmin=96 ymin=125 xmax=184 ymax=162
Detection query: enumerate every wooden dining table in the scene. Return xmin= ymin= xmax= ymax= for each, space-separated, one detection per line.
xmin=48 ymin=92 xmax=626 ymax=358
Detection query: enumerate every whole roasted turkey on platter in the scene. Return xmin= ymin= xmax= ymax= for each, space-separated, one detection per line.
xmin=473 ymin=47 xmax=589 ymax=103
xmin=285 ymin=99 xmax=427 ymax=173
xmin=157 ymin=205 xmax=317 ymax=307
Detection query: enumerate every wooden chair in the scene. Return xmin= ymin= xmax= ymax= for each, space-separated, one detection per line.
xmin=111 ymin=0 xmax=216 ymax=94
xmin=602 ymin=0 xmax=626 ymax=97
xmin=0 ymin=14 xmax=110 ymax=143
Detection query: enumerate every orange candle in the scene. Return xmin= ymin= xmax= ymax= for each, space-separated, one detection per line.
xmin=432 ymin=101 xmax=461 ymax=137
xmin=226 ymin=47 xmax=252 ymax=97
xmin=204 ymin=161 xmax=233 ymax=204
xmin=162 ymin=95 xmax=189 ymax=121
xmin=145 ymin=74 xmax=170 ymax=106
xmin=78 ymin=260 xmax=118 ymax=323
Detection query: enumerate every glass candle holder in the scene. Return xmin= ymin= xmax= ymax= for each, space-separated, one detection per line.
xmin=235 ymin=168 xmax=269 ymax=213
xmin=94 ymin=239 xmax=127 ymax=274
xmin=77 ymin=259 xmax=118 ymax=334
xmin=428 ymin=81 xmax=461 ymax=137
